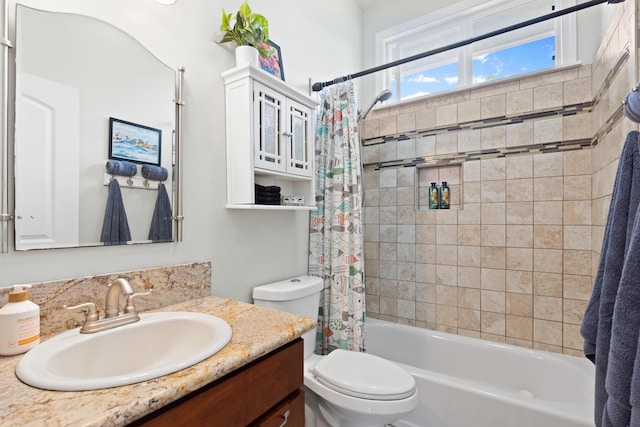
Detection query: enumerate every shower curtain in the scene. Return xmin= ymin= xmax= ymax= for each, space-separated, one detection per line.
xmin=309 ymin=81 xmax=366 ymax=354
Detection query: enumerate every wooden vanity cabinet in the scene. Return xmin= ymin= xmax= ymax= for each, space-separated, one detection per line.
xmin=131 ymin=338 xmax=304 ymax=427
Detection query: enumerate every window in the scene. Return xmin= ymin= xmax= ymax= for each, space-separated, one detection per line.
xmin=377 ymin=0 xmax=577 ymax=102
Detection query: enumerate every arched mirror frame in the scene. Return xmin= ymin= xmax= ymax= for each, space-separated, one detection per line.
xmin=0 ymin=0 xmax=185 ymax=253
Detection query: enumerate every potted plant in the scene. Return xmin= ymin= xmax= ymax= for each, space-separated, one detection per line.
xmin=219 ymin=1 xmax=269 ymax=67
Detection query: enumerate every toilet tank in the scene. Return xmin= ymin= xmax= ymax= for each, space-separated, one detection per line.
xmin=253 ymin=275 xmax=323 ymax=358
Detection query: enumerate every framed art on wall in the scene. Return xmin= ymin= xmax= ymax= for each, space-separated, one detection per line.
xmin=259 ymin=39 xmax=285 ymax=81
xmin=108 ymin=117 xmax=162 ymax=166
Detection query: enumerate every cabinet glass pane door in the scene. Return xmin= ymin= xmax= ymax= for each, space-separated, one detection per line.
xmin=287 ymin=102 xmax=311 ymax=177
xmin=254 ymin=83 xmax=285 ymax=173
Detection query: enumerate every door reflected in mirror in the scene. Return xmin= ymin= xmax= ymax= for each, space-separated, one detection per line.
xmin=14 ymin=6 xmax=176 ymax=250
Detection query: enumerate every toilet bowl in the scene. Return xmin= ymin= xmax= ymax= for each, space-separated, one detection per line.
xmin=253 ymin=276 xmax=419 ymax=427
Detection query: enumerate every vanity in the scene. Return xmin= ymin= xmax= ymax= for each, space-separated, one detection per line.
xmin=0 ymin=296 xmax=315 ymax=426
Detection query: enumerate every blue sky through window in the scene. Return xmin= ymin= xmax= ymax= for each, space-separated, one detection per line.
xmin=395 ymin=35 xmax=555 ymax=100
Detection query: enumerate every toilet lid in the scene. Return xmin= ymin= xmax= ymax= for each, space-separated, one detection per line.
xmin=312 ymin=349 xmax=416 ymax=400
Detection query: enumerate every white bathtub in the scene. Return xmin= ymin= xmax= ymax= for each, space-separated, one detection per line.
xmin=365 ymin=318 xmax=595 ymax=427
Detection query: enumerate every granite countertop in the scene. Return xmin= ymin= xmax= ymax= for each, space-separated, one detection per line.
xmin=0 ymin=296 xmax=316 ymax=427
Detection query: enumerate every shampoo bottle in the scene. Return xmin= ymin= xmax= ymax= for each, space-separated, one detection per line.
xmin=440 ymin=181 xmax=450 ymax=209
xmin=0 ymin=285 xmax=40 ymax=356
xmin=429 ymin=182 xmax=440 ymax=209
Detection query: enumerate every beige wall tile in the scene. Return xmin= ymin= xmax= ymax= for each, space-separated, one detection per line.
xmin=507 ymin=270 xmax=533 ymax=294
xmin=507 ymin=201 xmax=534 ymax=224
xmin=436 ymin=244 xmax=458 ymax=266
xmin=533 ymin=117 xmax=563 ymax=144
xmin=481 ymin=311 xmax=506 ymax=335
xmin=481 ymin=203 xmax=506 ymax=226
xmin=416 ymin=302 xmax=436 ymax=323
xmin=458 ymin=203 xmax=481 ymax=225
xmin=481 ymin=126 xmax=507 ymax=150
xmin=563 ymin=274 xmax=593 ymax=301
xmin=459 ymin=287 xmax=481 ymax=309
xmin=458 ymin=99 xmax=481 ymax=123
xmin=563 ymin=299 xmax=588 ymax=325
xmin=534 ymin=152 xmax=563 ymax=177
xmin=564 ymin=225 xmax=592 ymax=250
xmin=436 ymin=284 xmax=458 ymax=306
xmin=563 ymin=323 xmax=583 ymax=350
xmin=534 ymin=177 xmax=564 ymax=201
xmin=458 ymin=266 xmax=481 ymax=288
xmin=564 ymin=149 xmax=592 ymax=176
xmin=380 ymin=296 xmax=398 ymax=316
xmin=534 ymin=201 xmax=563 ymax=225
xmin=506 ymin=315 xmax=533 ymax=340
xmin=506 ymin=121 xmax=534 ymax=148
xmin=565 ymin=201 xmax=592 ymax=225
xmin=416 ymin=283 xmax=436 ymax=303
xmin=458 ymin=225 xmax=482 ymax=246
xmin=481 ymin=157 xmax=506 ymax=180
xmin=379 ymin=116 xmax=397 ymax=136
xmin=436 ymin=132 xmax=458 ymax=155
xmin=564 ymin=77 xmax=592 ymax=105
xmin=534 ymin=319 xmax=563 ymax=346
xmin=533 ymin=225 xmax=563 ymax=249
xmin=482 ymin=289 xmax=506 ymax=313
xmin=507 ymin=292 xmax=533 ymax=317
xmin=481 ymin=94 xmax=507 ymax=119
xmin=397 ymin=112 xmax=416 ymax=133
xmin=533 ymin=249 xmax=563 ymax=274
xmin=506 ymin=155 xmax=533 ymax=179
xmin=436 ymin=104 xmax=458 ymax=127
xmin=563 ymin=113 xmax=592 ymax=140
xmin=563 ymin=250 xmax=591 ymax=276
xmin=458 ymin=245 xmax=481 ymax=268
xmin=506 ymin=178 xmax=534 ymax=202
xmin=564 ymin=175 xmax=591 ymax=201
xmin=507 ymin=225 xmax=533 ymax=248
xmin=415 ymin=107 xmax=436 ymax=130
xmin=416 ymin=135 xmax=436 ymax=157
xmin=436 ymin=225 xmax=458 ymax=246
xmin=437 ymin=305 xmax=458 ymax=327
xmin=534 ymin=295 xmax=563 ymax=321
xmin=481 ymin=224 xmax=506 ymax=246
xmin=464 ymin=182 xmax=482 ymax=203
xmin=481 ymin=267 xmax=506 ymax=291
xmin=506 ymin=247 xmax=533 ymax=271
xmin=482 ymin=180 xmax=506 ymax=203
xmin=533 ymin=272 xmax=563 ymax=297
xmin=533 ymin=83 xmax=563 ymax=111
xmin=481 ymin=246 xmax=506 ymax=269
xmin=362 ymin=119 xmax=380 ymax=139
xmin=506 ymin=88 xmax=534 ymax=116
xmin=398 ymin=299 xmax=416 ymax=320
xmin=463 ymin=159 xmax=481 ymax=182
xmin=458 ymin=308 xmax=481 ymax=331
xmin=416 ymin=225 xmax=436 ymax=244
xmin=436 ymin=264 xmax=458 ymax=286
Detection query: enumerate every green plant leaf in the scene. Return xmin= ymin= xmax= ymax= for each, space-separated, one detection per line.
xmin=239 ymin=0 xmax=251 ymax=17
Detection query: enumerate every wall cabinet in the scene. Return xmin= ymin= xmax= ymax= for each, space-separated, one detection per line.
xmin=222 ymin=64 xmax=317 ymax=210
xmin=131 ymin=339 xmax=304 ymax=426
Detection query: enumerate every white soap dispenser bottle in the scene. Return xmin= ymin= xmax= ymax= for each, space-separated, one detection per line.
xmin=0 ymin=285 xmax=40 ymax=356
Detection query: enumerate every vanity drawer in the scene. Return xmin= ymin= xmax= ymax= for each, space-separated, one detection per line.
xmin=252 ymin=389 xmax=304 ymax=427
xmin=132 ymin=338 xmax=303 ymax=426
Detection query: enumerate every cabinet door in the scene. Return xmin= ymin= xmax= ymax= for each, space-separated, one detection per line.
xmin=254 ymin=81 xmax=286 ymax=173
xmin=252 ymin=389 xmax=304 ymax=427
xmin=284 ymin=99 xmax=313 ymax=178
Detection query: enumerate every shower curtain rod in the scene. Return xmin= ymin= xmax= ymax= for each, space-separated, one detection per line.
xmin=311 ymin=0 xmax=623 ymax=92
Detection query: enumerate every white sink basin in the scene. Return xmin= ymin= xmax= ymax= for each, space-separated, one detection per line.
xmin=15 ymin=312 xmax=232 ymax=391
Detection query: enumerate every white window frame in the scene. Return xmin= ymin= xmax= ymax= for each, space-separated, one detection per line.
xmin=375 ymin=0 xmax=578 ymax=102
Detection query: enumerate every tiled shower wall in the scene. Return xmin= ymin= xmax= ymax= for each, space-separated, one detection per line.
xmin=360 ymin=0 xmax=636 ymax=356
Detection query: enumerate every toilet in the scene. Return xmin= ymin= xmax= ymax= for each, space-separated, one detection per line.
xmin=252 ymin=276 xmax=419 ymax=427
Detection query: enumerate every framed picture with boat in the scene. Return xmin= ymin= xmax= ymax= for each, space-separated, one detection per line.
xmin=108 ymin=117 xmax=162 ymax=166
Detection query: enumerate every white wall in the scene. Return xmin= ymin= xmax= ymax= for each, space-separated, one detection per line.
xmin=1 ymin=0 xmax=362 ymax=303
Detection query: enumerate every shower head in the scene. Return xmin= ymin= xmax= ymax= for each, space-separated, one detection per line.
xmin=359 ymin=89 xmax=393 ymax=121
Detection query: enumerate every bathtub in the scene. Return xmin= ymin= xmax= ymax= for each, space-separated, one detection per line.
xmin=365 ymin=318 xmax=595 ymax=427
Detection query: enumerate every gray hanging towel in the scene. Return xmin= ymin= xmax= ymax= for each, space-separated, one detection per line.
xmin=580 ymin=131 xmax=640 ymax=426
xmin=100 ymin=179 xmax=131 ymax=245
xmin=148 ymin=183 xmax=172 ymax=242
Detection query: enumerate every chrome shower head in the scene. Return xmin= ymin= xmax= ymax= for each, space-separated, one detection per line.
xmin=359 ymin=89 xmax=392 ymax=121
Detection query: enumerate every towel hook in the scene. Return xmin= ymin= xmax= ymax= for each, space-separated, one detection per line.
xmin=127 ymin=168 xmax=135 ymax=187
xmin=110 ymin=162 xmax=120 ymax=181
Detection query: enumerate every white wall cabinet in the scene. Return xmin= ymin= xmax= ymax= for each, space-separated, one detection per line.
xmin=222 ymin=64 xmax=317 ymax=210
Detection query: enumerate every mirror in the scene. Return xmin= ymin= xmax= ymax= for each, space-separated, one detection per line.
xmin=13 ymin=5 xmax=179 ymax=250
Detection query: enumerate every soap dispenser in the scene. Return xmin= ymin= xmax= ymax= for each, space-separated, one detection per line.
xmin=0 ymin=285 xmax=40 ymax=356
xmin=439 ymin=181 xmax=450 ymax=209
xmin=429 ymin=182 xmax=440 ymax=209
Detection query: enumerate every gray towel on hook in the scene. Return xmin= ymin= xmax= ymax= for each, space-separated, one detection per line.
xmin=580 ymin=131 xmax=640 ymax=426
xmin=148 ymin=183 xmax=172 ymax=243
xmin=100 ymin=179 xmax=131 ymax=245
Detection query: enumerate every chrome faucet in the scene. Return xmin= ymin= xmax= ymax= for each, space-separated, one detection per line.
xmin=64 ymin=278 xmax=151 ymax=334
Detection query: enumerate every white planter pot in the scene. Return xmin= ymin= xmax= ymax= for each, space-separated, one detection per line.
xmin=235 ymin=46 xmax=259 ymax=68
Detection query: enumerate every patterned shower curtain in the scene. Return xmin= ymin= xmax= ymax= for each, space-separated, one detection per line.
xmin=309 ymin=81 xmax=366 ymax=354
